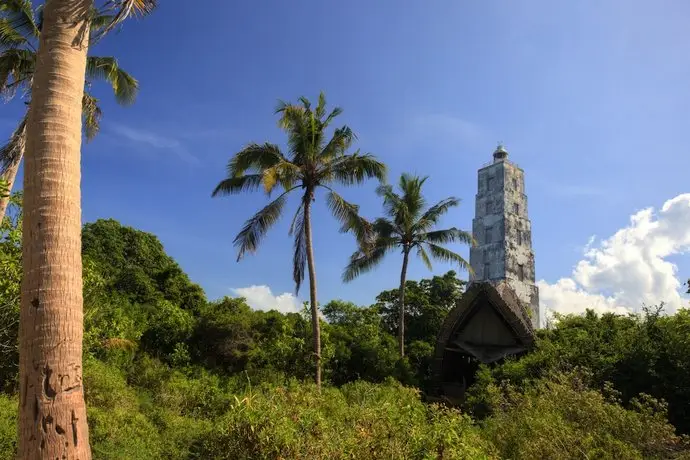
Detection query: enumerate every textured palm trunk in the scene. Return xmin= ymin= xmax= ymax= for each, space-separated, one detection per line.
xmin=0 ymin=115 xmax=27 ymax=224
xmin=0 ymin=154 xmax=21 ymax=224
xmin=303 ymin=193 xmax=321 ymax=389
xmin=19 ymin=0 xmax=93 ymax=458
xmin=398 ymin=249 xmax=409 ymax=357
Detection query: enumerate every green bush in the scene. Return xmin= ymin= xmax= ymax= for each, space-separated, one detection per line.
xmin=198 ymin=379 xmax=495 ymax=459
xmin=481 ymin=372 xmax=689 ymax=460
xmin=0 ymin=393 xmax=17 ymax=459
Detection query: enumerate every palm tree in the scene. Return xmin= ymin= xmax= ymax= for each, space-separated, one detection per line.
xmin=213 ymin=92 xmax=386 ymax=388
xmin=343 ymin=173 xmax=474 ymax=357
xmin=10 ymin=0 xmax=155 ymax=457
xmin=0 ymin=0 xmax=139 ymax=224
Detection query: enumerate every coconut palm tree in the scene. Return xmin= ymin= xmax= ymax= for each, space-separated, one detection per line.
xmin=343 ymin=173 xmax=474 ymax=357
xmin=10 ymin=0 xmax=155 ymax=457
xmin=0 ymin=0 xmax=139 ymax=224
xmin=213 ymin=92 xmax=386 ymax=388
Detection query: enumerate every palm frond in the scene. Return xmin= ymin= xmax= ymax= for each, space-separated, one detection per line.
xmin=324 ymin=152 xmax=387 ymax=186
xmin=414 ymin=196 xmax=460 ymax=232
xmin=233 ymin=189 xmax=294 ymax=260
xmin=228 ymin=142 xmax=285 ymax=176
xmin=0 ymin=112 xmax=26 ymax=170
xmin=417 ymin=245 xmax=433 ymax=271
xmin=0 ymin=47 xmax=34 ymax=96
xmin=87 ymin=9 xmax=115 ymax=38
xmin=314 ymin=91 xmax=326 ymax=119
xmin=371 ymin=217 xmax=397 ymax=239
xmin=0 ymin=0 xmax=38 ymax=45
xmin=399 ymin=173 xmax=428 ymax=222
xmin=82 ymin=92 xmax=102 ymax=141
xmin=325 ymin=189 xmax=372 ymax=245
xmin=342 ymin=238 xmax=395 ymax=282
xmin=276 ymin=101 xmax=313 ymax=163
xmin=288 ymin=200 xmax=305 ymax=236
xmin=319 ymin=125 xmax=355 ymax=160
xmin=98 ymin=0 xmax=157 ymax=37
xmin=212 ymin=174 xmax=263 ymax=197
xmin=261 ymin=161 xmax=301 ymax=194
xmin=291 ymin=201 xmax=307 ymax=294
xmin=0 ymin=17 xmax=27 ymax=49
xmin=420 ymin=228 xmax=474 ymax=246
xmin=323 ymin=106 xmax=343 ymax=127
xmin=426 ymin=243 xmax=473 ymax=275
xmin=86 ymin=56 xmax=138 ymax=105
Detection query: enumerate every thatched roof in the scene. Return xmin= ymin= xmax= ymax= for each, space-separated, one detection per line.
xmin=431 ymin=281 xmax=536 ymax=387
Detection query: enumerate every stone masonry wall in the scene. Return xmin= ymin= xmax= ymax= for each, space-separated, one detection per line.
xmin=469 ymin=157 xmax=540 ymax=328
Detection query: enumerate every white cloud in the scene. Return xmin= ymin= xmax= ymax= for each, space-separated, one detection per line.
xmin=539 ymin=193 xmax=690 ymax=320
xmin=109 ymin=123 xmax=199 ymax=164
xmin=231 ymin=285 xmax=302 ymax=314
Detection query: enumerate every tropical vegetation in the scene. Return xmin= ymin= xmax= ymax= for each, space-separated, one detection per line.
xmin=344 ymin=173 xmax=474 ymax=356
xmin=0 ymin=200 xmax=686 ymax=458
xmin=2 ymin=0 xmax=155 ymax=456
xmin=0 ymin=1 xmax=687 ymax=458
xmin=0 ymin=0 xmax=139 ymax=223
xmin=212 ymin=92 xmax=386 ymax=387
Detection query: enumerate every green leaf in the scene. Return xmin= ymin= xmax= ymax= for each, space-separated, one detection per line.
xmin=291 ymin=200 xmax=307 ymax=294
xmin=426 ymin=243 xmax=472 ymax=275
xmin=421 ymin=228 xmax=474 ymax=246
xmin=342 ymin=238 xmax=395 ymax=283
xmin=417 ymin=245 xmax=433 ymax=271
xmin=325 ymin=190 xmax=372 ymax=245
xmin=0 ymin=17 xmax=27 ymax=49
xmin=82 ymin=92 xmax=103 ymax=141
xmin=324 ymin=152 xmax=387 ymax=186
xmin=86 ymin=56 xmax=138 ymax=105
xmin=0 ymin=0 xmax=38 ymax=45
xmin=97 ymin=0 xmax=157 ymax=37
xmin=212 ymin=174 xmax=263 ymax=197
xmin=0 ymin=47 xmax=34 ymax=96
xmin=233 ymin=189 xmax=294 ymax=260
xmin=228 ymin=143 xmax=285 ymax=176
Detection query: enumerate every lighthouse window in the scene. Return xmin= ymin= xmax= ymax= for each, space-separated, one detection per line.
xmin=517 ymin=230 xmax=523 ymax=246
xmin=485 ymin=226 xmax=492 ymax=244
xmin=485 ymin=201 xmax=491 ymax=214
xmin=513 ymin=178 xmax=518 ymax=189
xmin=513 ymin=203 xmax=519 ymax=214
xmin=518 ymin=264 xmax=525 ymax=281
xmin=487 ymin=176 xmax=495 ymax=190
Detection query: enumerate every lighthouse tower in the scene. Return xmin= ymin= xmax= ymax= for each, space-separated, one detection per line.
xmin=469 ymin=144 xmax=540 ymax=328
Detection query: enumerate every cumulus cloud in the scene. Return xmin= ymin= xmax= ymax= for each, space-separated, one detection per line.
xmin=231 ymin=285 xmax=302 ymax=314
xmin=539 ymin=193 xmax=690 ymax=320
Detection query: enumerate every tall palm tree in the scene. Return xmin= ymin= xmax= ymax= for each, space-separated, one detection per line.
xmin=11 ymin=0 xmax=155 ymax=457
xmin=213 ymin=92 xmax=386 ymax=388
xmin=0 ymin=0 xmax=139 ymax=224
xmin=343 ymin=173 xmax=474 ymax=357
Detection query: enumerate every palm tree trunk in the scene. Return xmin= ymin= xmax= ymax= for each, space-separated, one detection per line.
xmin=0 ymin=154 xmax=20 ymax=224
xmin=398 ymin=249 xmax=410 ymax=357
xmin=303 ymin=193 xmax=321 ymax=389
xmin=19 ymin=1 xmax=93 ymax=458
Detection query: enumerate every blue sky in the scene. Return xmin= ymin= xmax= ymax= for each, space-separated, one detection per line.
xmin=3 ymin=0 xmax=690 ymax=315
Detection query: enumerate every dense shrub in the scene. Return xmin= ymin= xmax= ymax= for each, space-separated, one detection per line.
xmin=466 ymin=308 xmax=690 ymax=434
xmin=481 ymin=372 xmax=689 ymax=460
xmin=198 ymin=379 xmax=495 ymax=460
xmin=0 ymin=393 xmax=17 ymax=459
xmin=1 ymin=211 xmax=688 ymax=458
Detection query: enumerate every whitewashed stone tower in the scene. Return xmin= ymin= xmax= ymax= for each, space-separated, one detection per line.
xmin=469 ymin=144 xmax=539 ymax=328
